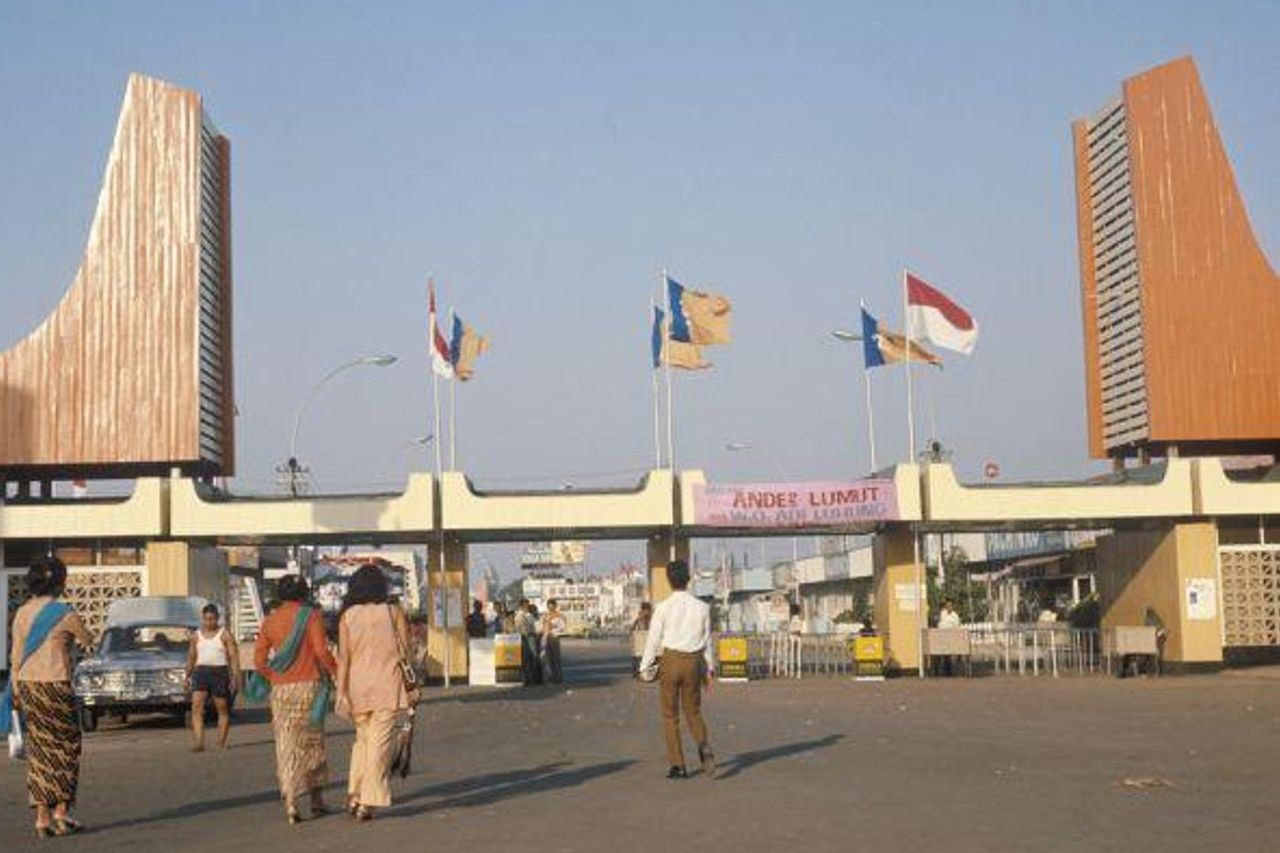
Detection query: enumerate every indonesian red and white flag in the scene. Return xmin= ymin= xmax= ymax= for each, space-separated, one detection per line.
xmin=428 ymin=281 xmax=454 ymax=379
xmin=906 ymin=272 xmax=978 ymax=355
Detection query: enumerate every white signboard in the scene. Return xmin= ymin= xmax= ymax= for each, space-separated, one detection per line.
xmin=468 ymin=638 xmax=497 ymax=686
xmin=1186 ymin=578 xmax=1217 ymax=621
xmin=895 ymin=582 xmax=921 ymax=612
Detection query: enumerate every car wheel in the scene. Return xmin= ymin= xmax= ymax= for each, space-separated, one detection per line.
xmin=78 ymin=706 xmax=98 ymax=733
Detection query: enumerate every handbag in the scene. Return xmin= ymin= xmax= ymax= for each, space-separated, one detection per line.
xmin=7 ymin=714 xmax=26 ymax=761
xmin=389 ymin=707 xmax=415 ymax=778
xmin=387 ymin=606 xmax=418 ymax=693
xmin=639 ymin=657 xmax=661 ymax=683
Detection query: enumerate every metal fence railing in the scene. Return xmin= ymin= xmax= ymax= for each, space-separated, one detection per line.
xmin=722 ymin=633 xmax=855 ymax=679
xmin=718 ymin=626 xmax=1104 ymax=680
xmin=965 ymin=624 xmax=1101 ymax=677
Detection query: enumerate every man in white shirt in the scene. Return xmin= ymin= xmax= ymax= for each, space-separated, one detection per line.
xmin=937 ymin=601 xmax=962 ymax=629
xmin=640 ymin=560 xmax=715 ymax=780
xmin=540 ymin=599 xmax=568 ymax=684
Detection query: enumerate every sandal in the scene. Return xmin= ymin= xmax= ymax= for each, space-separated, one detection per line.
xmin=355 ymin=805 xmax=373 ymax=822
xmin=52 ymin=817 xmax=82 ymax=836
xmin=347 ymin=797 xmax=361 ymax=817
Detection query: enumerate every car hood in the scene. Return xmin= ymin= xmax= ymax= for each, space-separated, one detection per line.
xmin=77 ymin=651 xmax=186 ymax=673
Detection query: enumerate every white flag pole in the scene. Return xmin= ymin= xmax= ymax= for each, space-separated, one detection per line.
xmin=901 ymin=271 xmax=925 ymax=678
xmin=448 ymin=308 xmax=457 ymax=471
xmin=860 ymin=299 xmax=878 ymax=473
xmin=651 ymin=299 xmax=663 ymax=470
xmin=902 ymin=269 xmax=917 ymax=465
xmin=662 ymin=270 xmax=675 ymax=473
xmin=429 ymin=285 xmax=451 ymax=688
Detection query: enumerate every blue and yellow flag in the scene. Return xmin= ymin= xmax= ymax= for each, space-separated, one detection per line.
xmin=861 ymin=307 xmax=941 ymax=369
xmin=667 ymin=276 xmax=732 ymax=345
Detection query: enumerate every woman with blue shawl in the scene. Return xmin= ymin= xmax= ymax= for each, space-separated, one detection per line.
xmin=251 ymin=574 xmax=338 ymax=824
xmin=4 ymin=557 xmax=95 ymax=838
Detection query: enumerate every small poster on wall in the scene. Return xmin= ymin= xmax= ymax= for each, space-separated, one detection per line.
xmin=1186 ymin=578 xmax=1217 ymax=620
xmin=432 ymin=588 xmax=464 ymax=627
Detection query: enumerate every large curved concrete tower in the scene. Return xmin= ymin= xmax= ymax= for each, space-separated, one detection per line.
xmin=1073 ymin=56 xmax=1280 ymax=462
xmin=0 ymin=74 xmax=234 ymax=478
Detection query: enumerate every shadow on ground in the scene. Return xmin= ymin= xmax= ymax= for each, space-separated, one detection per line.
xmin=393 ymin=759 xmax=636 ymax=815
xmin=715 ymin=734 xmax=844 ymax=780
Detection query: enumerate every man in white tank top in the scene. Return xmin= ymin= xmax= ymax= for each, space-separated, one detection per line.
xmin=186 ymin=604 xmax=241 ymax=750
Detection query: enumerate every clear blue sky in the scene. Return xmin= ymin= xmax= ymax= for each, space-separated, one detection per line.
xmin=2 ymin=2 xmax=1279 ymax=570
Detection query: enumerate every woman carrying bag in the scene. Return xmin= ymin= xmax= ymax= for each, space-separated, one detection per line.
xmin=3 ymin=557 xmax=95 ymax=838
xmin=250 ymin=574 xmax=338 ymax=825
xmin=336 ymin=565 xmax=418 ymax=822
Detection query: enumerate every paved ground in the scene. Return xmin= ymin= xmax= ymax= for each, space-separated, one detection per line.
xmin=3 ymin=639 xmax=1280 ymax=852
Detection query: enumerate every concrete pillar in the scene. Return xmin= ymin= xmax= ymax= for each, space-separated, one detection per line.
xmin=873 ymin=526 xmax=925 ymax=674
xmin=1096 ymin=522 xmax=1223 ymax=668
xmin=646 ymin=532 xmax=690 ymax=604
xmin=145 ymin=541 xmax=230 ymax=608
xmin=425 ymin=538 xmax=469 ymax=682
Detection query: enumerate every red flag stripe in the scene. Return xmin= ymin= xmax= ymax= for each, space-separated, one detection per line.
xmin=906 ymin=273 xmax=974 ymax=331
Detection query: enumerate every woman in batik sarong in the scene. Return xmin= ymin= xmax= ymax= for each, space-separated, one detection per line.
xmin=252 ymin=574 xmax=338 ymax=824
xmin=5 ymin=557 xmax=96 ymax=838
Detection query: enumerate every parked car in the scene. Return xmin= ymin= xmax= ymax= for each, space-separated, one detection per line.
xmin=73 ymin=596 xmax=207 ymax=732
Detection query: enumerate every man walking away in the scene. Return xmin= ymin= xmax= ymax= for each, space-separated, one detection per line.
xmin=639 ymin=560 xmax=715 ymax=780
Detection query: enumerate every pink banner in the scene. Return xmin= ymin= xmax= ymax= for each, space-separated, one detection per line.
xmin=692 ymin=479 xmax=899 ymax=528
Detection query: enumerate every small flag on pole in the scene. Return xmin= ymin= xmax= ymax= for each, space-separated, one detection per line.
xmin=666 ymin=276 xmax=732 ymax=345
xmin=906 ymin=272 xmax=978 ymax=355
xmin=428 ymin=282 xmax=454 ymax=379
xmin=652 ymin=305 xmax=709 ymax=370
xmin=449 ymin=314 xmax=489 ymax=382
xmin=862 ymin=308 xmax=941 ymax=368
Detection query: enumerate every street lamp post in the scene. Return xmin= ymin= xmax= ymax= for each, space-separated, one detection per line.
xmin=280 ymin=354 xmax=397 ymax=580
xmin=724 ymin=440 xmax=801 ymax=605
xmin=831 ymin=330 xmax=876 ymax=472
xmin=284 ymin=354 xmax=398 ymax=496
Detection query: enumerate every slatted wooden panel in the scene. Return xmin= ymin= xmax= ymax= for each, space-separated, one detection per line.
xmin=0 ymin=74 xmax=234 ymax=475
xmin=1076 ymin=57 xmax=1280 ymax=459
xmin=1124 ymin=58 xmax=1280 ymax=447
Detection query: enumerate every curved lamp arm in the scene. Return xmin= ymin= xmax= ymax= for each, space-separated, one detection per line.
xmin=288 ymin=354 xmax=397 ymax=462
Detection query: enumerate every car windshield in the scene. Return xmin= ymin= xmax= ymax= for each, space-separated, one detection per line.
xmin=100 ymin=624 xmax=191 ymax=655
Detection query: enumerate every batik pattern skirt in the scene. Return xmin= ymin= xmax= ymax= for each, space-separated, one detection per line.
xmin=14 ymin=681 xmax=81 ymax=808
xmin=270 ymin=681 xmax=328 ymax=800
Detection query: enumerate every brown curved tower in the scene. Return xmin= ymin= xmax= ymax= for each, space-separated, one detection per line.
xmin=0 ymin=74 xmax=234 ymax=478
xmin=1073 ymin=56 xmax=1280 ymax=461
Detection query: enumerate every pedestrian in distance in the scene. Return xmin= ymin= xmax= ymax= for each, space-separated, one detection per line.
xmin=630 ymin=602 xmax=653 ymax=677
xmin=514 ymin=599 xmax=539 ymax=685
xmin=524 ymin=602 xmax=545 ymax=685
xmin=3 ymin=557 xmax=95 ymax=838
xmin=466 ymin=598 xmax=488 ymax=639
xmin=541 ymin=598 xmax=568 ymax=684
xmin=935 ymin=599 xmax=963 ymax=676
xmin=186 ymin=603 xmax=241 ymax=751
xmin=336 ymin=566 xmax=418 ymax=822
xmin=937 ymin=600 xmax=962 ymax=629
xmin=251 ymin=574 xmax=338 ymax=825
xmin=639 ymin=560 xmax=716 ymax=780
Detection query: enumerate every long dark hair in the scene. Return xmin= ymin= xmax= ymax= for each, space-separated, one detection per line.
xmin=341 ymin=565 xmax=389 ymax=615
xmin=276 ymin=574 xmax=310 ymax=603
xmin=28 ymin=556 xmax=68 ymax=598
